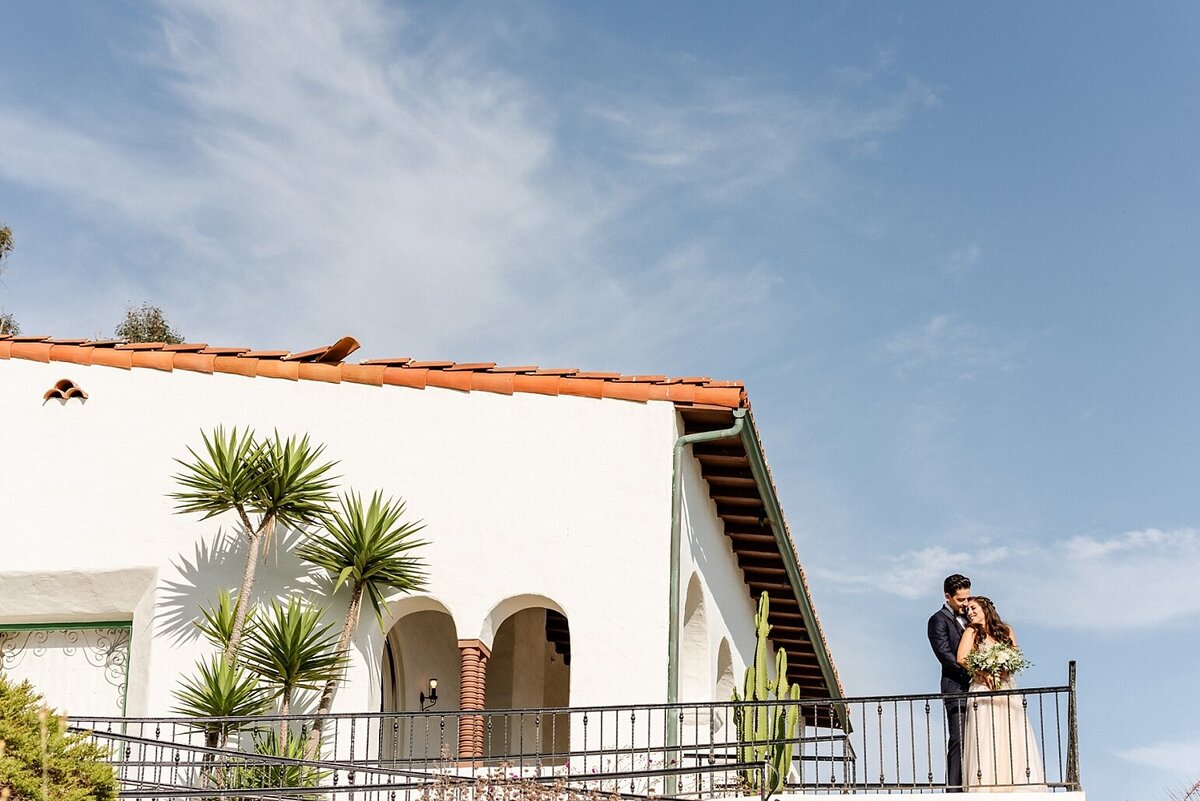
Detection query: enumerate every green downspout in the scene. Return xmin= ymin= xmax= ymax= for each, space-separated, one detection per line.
xmin=667 ymin=408 xmax=747 ymax=769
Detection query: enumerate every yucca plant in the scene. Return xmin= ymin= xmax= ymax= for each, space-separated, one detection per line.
xmin=196 ymin=589 xmax=256 ymax=651
xmin=172 ymin=656 xmax=273 ymax=749
xmin=297 ymin=490 xmax=428 ymax=758
xmin=223 ymin=729 xmax=325 ymax=797
xmin=171 ymin=427 xmax=339 ymax=661
xmin=240 ymin=598 xmax=346 ymax=749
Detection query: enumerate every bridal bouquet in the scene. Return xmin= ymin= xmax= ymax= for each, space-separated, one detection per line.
xmin=965 ymin=641 xmax=1032 ymax=690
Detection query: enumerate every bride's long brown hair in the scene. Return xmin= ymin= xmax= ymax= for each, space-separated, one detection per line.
xmin=967 ymin=596 xmax=1014 ymax=648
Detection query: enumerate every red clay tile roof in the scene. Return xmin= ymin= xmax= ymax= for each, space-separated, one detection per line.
xmin=1 ymin=335 xmax=749 ymax=409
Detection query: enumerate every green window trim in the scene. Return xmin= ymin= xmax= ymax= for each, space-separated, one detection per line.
xmin=0 ymin=620 xmax=133 ymax=715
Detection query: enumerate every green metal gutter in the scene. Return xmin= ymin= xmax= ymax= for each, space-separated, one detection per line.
xmin=666 ymin=408 xmax=746 ymax=783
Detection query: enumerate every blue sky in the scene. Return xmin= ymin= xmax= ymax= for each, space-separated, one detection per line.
xmin=2 ymin=3 xmax=1198 ymax=797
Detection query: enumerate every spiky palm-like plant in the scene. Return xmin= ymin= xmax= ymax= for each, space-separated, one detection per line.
xmin=171 ymin=427 xmax=338 ymax=661
xmin=297 ymin=490 xmax=427 ymax=758
xmin=172 ymin=656 xmax=273 ymax=749
xmin=240 ymin=598 xmax=345 ymax=749
xmin=195 ymin=589 xmax=256 ymax=651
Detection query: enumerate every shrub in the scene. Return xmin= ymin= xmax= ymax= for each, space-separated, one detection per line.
xmin=0 ymin=675 xmax=116 ymax=801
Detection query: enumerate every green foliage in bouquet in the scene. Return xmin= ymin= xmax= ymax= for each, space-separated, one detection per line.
xmin=731 ymin=592 xmax=801 ymax=794
xmin=0 ymin=674 xmax=116 ymax=801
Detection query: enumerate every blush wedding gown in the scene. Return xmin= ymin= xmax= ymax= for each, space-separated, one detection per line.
xmin=962 ymin=676 xmax=1048 ymax=792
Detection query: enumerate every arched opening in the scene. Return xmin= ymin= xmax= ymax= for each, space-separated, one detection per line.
xmin=715 ymin=639 xmax=736 ymax=700
xmin=482 ymin=599 xmax=570 ymax=759
xmin=381 ymin=604 xmax=460 ymax=762
xmin=680 ymin=573 xmax=711 ymax=702
xmin=712 ymin=639 xmax=737 ymax=738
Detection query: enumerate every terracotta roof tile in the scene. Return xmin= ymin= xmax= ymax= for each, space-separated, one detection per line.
xmin=173 ymin=352 xmax=216 ymax=374
xmin=381 ymin=366 xmax=428 ymax=389
xmin=214 ymin=355 xmax=257 ymax=377
xmin=362 ymin=357 xmax=412 ymax=366
xmin=254 ymin=360 xmax=300 ymax=381
xmin=130 ymin=351 xmax=175 ymax=371
xmin=91 ymin=348 xmax=133 ymax=369
xmin=296 ymin=362 xmax=341 ymax=383
xmin=425 ymin=370 xmax=473 ymax=392
xmin=340 ymin=363 xmax=387 ymax=386
xmin=48 ymin=344 xmax=93 ymax=366
xmin=2 ymin=334 xmax=751 ymax=409
xmin=446 ymin=362 xmax=496 ymax=371
xmin=11 ymin=342 xmax=53 ymax=362
xmin=116 ymin=342 xmax=170 ymax=351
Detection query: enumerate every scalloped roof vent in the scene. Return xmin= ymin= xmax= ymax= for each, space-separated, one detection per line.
xmin=43 ymin=378 xmax=88 ymax=401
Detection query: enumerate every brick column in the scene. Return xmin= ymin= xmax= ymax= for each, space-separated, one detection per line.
xmin=457 ymin=639 xmax=491 ymax=760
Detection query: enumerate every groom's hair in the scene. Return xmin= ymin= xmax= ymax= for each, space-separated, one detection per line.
xmin=943 ymin=574 xmax=971 ymax=595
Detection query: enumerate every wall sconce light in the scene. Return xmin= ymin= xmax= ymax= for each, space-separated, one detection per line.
xmin=419 ymin=678 xmax=438 ymax=711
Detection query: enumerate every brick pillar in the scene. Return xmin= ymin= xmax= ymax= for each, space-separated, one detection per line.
xmin=457 ymin=639 xmax=491 ymax=760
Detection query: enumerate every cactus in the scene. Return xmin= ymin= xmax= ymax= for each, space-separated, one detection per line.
xmin=732 ymin=592 xmax=801 ymax=795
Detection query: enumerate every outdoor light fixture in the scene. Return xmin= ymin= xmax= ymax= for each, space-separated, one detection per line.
xmin=419 ymin=678 xmax=438 ymax=711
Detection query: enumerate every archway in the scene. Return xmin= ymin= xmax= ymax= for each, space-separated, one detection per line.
xmin=680 ymin=573 xmax=711 ymax=702
xmin=381 ymin=601 xmax=460 ymax=762
xmin=715 ymin=638 xmax=736 ymax=700
xmin=482 ymin=597 xmax=570 ymax=758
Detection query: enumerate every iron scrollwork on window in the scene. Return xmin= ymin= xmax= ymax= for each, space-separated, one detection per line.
xmin=0 ymin=625 xmax=131 ymax=713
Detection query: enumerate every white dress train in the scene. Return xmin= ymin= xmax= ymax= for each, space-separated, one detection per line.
xmin=962 ymin=678 xmax=1048 ymax=792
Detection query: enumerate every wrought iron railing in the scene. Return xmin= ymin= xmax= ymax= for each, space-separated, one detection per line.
xmin=73 ymin=664 xmax=1081 ymax=798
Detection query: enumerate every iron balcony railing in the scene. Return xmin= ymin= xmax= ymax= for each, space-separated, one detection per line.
xmin=73 ymin=663 xmax=1081 ymax=799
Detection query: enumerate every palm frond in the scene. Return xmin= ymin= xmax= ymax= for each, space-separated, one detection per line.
xmin=172 ymin=656 xmax=272 ymax=735
xmin=241 ymin=598 xmax=346 ymax=699
xmin=251 ymin=432 xmax=340 ymax=531
xmin=297 ymin=490 xmax=428 ymax=629
xmin=170 ymin=426 xmax=266 ymax=522
xmin=195 ymin=589 xmax=255 ymax=650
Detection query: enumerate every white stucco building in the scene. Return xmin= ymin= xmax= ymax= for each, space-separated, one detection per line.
xmin=0 ymin=334 xmax=841 ymax=735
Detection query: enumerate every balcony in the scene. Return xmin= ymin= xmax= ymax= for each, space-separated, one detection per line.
xmin=73 ymin=667 xmax=1082 ymax=799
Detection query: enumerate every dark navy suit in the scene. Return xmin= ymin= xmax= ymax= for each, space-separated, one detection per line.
xmin=928 ymin=605 xmax=972 ymax=791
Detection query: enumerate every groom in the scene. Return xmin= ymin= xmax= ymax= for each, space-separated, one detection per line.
xmin=927 ymin=573 xmax=973 ymax=791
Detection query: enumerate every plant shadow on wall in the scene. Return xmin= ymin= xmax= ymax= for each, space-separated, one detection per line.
xmin=162 ymin=426 xmax=429 ymax=769
xmin=156 ymin=527 xmax=322 ymax=648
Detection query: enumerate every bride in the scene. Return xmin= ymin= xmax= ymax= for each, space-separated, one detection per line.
xmin=955 ymin=597 xmax=1047 ymax=792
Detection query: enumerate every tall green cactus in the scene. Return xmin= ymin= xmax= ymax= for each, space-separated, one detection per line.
xmin=732 ymin=592 xmax=801 ymax=794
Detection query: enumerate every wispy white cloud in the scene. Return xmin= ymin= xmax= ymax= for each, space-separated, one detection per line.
xmin=1119 ymin=737 xmax=1200 ymax=775
xmin=816 ymin=527 xmax=1200 ymax=631
xmin=943 ymin=243 xmax=982 ymax=275
xmin=884 ymin=313 xmax=1014 ymax=380
xmin=0 ymin=0 xmax=933 ymax=365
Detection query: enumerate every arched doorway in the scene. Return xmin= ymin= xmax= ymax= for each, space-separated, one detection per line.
xmin=381 ymin=604 xmax=460 ymax=762
xmin=482 ymin=598 xmax=570 ymax=759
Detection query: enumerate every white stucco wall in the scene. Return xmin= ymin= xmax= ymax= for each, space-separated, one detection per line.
xmin=676 ymin=428 xmax=763 ymax=700
xmin=0 ymin=358 xmax=762 ymax=717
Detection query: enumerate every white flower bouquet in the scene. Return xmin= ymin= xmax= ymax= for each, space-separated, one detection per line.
xmin=965 ymin=641 xmax=1032 ymax=690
